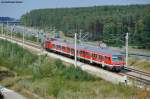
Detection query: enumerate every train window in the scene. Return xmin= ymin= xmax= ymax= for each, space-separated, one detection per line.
xmin=83 ymin=51 xmax=85 ymax=55
xmin=80 ymin=51 xmax=82 ymax=54
xmin=80 ymin=51 xmax=85 ymax=55
xmin=112 ymin=55 xmax=122 ymax=62
xmin=71 ymin=49 xmax=74 ymax=53
xmin=62 ymin=46 xmax=65 ymax=50
xmin=58 ymin=45 xmax=61 ymax=49
xmin=92 ymin=53 xmax=97 ymax=58
xmin=92 ymin=54 xmax=94 ymax=57
xmin=98 ymin=55 xmax=103 ymax=60
xmin=95 ymin=54 xmax=97 ymax=58
xmin=52 ymin=44 xmax=55 ymax=48
xmin=56 ymin=45 xmax=59 ymax=48
xmin=87 ymin=52 xmax=90 ymax=56
xmin=67 ymin=47 xmax=70 ymax=51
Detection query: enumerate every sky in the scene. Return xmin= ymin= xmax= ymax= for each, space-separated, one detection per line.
xmin=0 ymin=0 xmax=150 ymax=19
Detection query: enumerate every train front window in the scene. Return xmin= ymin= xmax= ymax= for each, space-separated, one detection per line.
xmin=112 ymin=55 xmax=122 ymax=62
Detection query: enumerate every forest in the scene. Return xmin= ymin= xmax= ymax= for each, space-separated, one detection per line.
xmin=21 ymin=4 xmax=150 ymax=49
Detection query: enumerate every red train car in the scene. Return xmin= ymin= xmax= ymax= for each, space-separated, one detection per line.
xmin=44 ymin=38 xmax=125 ymax=72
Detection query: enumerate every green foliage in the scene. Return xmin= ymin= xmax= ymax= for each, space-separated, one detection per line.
xmin=21 ymin=4 xmax=150 ymax=48
xmin=54 ymin=59 xmax=66 ymax=70
xmin=0 ymin=39 xmax=96 ymax=81
xmin=47 ymin=77 xmax=64 ymax=97
xmin=0 ymin=39 xmax=37 ymax=75
xmin=31 ymin=58 xmax=96 ymax=81
xmin=63 ymin=65 xmax=95 ymax=81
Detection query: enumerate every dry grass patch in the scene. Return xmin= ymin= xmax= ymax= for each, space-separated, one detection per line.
xmin=129 ymin=58 xmax=150 ymax=72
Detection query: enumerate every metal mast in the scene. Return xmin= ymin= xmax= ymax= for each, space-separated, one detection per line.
xmin=74 ymin=33 xmax=77 ymax=68
xmin=125 ymin=33 xmax=128 ymax=67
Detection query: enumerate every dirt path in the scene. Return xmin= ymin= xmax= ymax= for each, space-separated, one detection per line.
xmin=0 ymin=86 xmax=26 ymax=99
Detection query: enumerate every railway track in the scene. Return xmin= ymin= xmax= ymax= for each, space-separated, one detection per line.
xmin=123 ymin=67 xmax=150 ymax=85
xmin=125 ymin=73 xmax=150 ymax=85
xmin=1 ymin=35 xmax=150 ymax=86
xmin=124 ymin=67 xmax=150 ymax=77
xmin=2 ymin=35 xmax=41 ymax=49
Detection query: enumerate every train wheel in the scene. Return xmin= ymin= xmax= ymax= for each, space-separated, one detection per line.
xmin=102 ymin=66 xmax=108 ymax=70
xmin=112 ymin=68 xmax=116 ymax=72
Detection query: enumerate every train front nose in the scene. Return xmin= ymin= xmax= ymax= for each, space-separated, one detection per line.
xmin=112 ymin=62 xmax=125 ymax=72
xmin=112 ymin=61 xmax=125 ymax=65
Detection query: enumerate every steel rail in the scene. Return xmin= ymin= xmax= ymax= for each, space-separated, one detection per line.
xmin=124 ymin=67 xmax=150 ymax=77
xmin=123 ymin=67 xmax=150 ymax=85
xmin=125 ymin=73 xmax=150 ymax=85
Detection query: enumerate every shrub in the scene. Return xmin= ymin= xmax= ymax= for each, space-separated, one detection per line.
xmin=63 ymin=65 xmax=96 ymax=81
xmin=0 ymin=39 xmax=37 ymax=75
xmin=54 ymin=59 xmax=65 ymax=70
xmin=47 ymin=77 xmax=64 ymax=97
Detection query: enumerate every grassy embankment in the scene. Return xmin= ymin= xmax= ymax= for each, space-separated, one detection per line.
xmin=0 ymin=39 xmax=150 ymax=98
xmin=128 ymin=58 xmax=150 ymax=72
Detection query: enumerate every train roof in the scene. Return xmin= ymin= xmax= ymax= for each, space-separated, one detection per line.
xmin=50 ymin=38 xmax=123 ymax=56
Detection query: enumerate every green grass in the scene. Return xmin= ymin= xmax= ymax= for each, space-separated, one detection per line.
xmin=0 ymin=39 xmax=149 ymax=99
xmin=129 ymin=58 xmax=150 ymax=72
xmin=0 ymin=39 xmax=37 ymax=75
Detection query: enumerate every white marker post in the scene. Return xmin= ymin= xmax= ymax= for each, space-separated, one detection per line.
xmin=74 ymin=33 xmax=77 ymax=68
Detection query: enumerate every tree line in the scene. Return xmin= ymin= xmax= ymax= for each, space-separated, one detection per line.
xmin=21 ymin=4 xmax=150 ymax=49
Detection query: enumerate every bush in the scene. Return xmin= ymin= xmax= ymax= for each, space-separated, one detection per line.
xmin=47 ymin=77 xmax=64 ymax=97
xmin=63 ymin=65 xmax=96 ymax=81
xmin=0 ymin=39 xmax=37 ymax=75
xmin=54 ymin=59 xmax=65 ymax=70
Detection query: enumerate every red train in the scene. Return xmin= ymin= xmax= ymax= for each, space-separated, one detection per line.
xmin=44 ymin=38 xmax=125 ymax=72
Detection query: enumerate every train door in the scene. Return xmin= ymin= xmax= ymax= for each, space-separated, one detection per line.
xmin=92 ymin=53 xmax=97 ymax=61
xmin=47 ymin=41 xmax=53 ymax=49
xmin=105 ymin=56 xmax=111 ymax=64
xmin=98 ymin=54 xmax=103 ymax=62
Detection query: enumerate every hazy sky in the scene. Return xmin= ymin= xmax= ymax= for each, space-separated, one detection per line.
xmin=0 ymin=0 xmax=150 ymax=19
